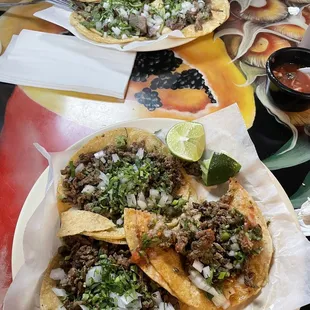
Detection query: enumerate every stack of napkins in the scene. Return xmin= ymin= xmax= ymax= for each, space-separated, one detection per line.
xmin=0 ymin=30 xmax=137 ymax=98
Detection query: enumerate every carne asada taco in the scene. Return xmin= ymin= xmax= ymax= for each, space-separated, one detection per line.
xmin=124 ymin=179 xmax=273 ymax=309
xmin=57 ymin=128 xmax=192 ymax=227
xmin=40 ymin=235 xmax=181 ymax=309
xmin=69 ymin=0 xmax=230 ymax=44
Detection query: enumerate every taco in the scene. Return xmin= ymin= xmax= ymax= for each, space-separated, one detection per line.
xmin=40 ymin=235 xmax=181 ymax=309
xmin=124 ymin=178 xmax=273 ymax=309
xmin=69 ymin=0 xmax=230 ymax=44
xmin=57 ymin=127 xmax=192 ymax=228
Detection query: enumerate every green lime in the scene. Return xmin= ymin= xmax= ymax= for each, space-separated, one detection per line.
xmin=201 ymin=152 xmax=241 ymax=186
xmin=166 ymin=122 xmax=205 ymax=162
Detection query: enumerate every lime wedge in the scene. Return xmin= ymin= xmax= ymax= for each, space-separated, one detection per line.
xmin=201 ymin=152 xmax=241 ymax=186
xmin=166 ymin=122 xmax=205 ymax=162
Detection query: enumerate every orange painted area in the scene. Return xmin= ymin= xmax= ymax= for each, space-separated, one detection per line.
xmin=127 ymin=35 xmax=255 ymax=128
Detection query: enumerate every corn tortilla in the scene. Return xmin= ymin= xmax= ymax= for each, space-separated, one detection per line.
xmin=124 ymin=208 xmax=214 ymax=308
xmin=82 ymin=227 xmax=125 ymax=240
xmin=57 ymin=127 xmax=174 ymax=213
xmin=57 ymin=209 xmax=115 ymax=237
xmin=70 ymin=0 xmax=230 ymax=44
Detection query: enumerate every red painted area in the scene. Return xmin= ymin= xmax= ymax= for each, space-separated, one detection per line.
xmin=0 ymin=87 xmax=94 ymax=297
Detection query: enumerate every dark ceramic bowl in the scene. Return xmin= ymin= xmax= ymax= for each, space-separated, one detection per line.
xmin=266 ymin=47 xmax=310 ymax=112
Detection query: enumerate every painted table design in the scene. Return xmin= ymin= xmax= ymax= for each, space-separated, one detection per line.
xmin=0 ymin=1 xmax=310 ymax=306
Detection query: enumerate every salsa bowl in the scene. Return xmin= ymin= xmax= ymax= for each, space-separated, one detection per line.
xmin=266 ymin=47 xmax=310 ymax=112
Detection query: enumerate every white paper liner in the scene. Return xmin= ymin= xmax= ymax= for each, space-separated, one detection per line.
xmin=34 ymin=6 xmax=195 ymax=52
xmin=4 ymin=104 xmax=310 ymax=309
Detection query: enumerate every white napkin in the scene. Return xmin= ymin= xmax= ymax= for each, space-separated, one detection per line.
xmin=0 ymin=30 xmax=137 ymax=98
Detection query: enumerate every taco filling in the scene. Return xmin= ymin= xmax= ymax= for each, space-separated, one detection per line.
xmin=129 ymin=184 xmax=269 ymax=308
xmin=60 ymin=136 xmax=187 ymax=224
xmin=71 ymin=0 xmax=212 ymax=40
xmin=48 ymin=235 xmax=179 ymax=309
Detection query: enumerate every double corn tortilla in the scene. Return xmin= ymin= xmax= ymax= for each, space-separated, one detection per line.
xmin=70 ymin=0 xmax=230 ymax=44
xmin=57 ymin=127 xmax=183 ymax=213
xmin=124 ymin=208 xmax=214 ymax=308
xmin=124 ymin=179 xmax=273 ymax=309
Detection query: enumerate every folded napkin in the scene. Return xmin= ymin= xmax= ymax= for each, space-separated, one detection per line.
xmin=0 ymin=30 xmax=137 ymax=98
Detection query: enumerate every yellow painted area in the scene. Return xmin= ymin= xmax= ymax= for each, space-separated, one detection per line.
xmin=173 ymin=35 xmax=255 ymax=128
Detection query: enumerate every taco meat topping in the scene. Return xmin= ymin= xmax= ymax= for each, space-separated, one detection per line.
xmin=141 ymin=195 xmax=263 ymax=289
xmin=53 ymin=236 xmax=179 ymax=309
xmin=70 ymin=0 xmax=212 ymax=39
xmin=61 ymin=135 xmax=186 ymax=224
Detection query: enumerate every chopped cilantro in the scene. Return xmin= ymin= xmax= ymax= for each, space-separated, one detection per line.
xmin=69 ymin=161 xmax=75 ymax=178
xmin=115 ymin=135 xmax=127 ymax=148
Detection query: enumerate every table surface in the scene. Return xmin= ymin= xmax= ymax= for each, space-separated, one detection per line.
xmin=0 ymin=2 xmax=310 ymax=308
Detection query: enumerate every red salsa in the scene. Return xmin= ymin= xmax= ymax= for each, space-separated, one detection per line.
xmin=273 ymin=63 xmax=310 ymax=93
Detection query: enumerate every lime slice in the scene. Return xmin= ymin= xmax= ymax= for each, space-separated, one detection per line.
xmin=166 ymin=122 xmax=205 ymax=162
xmin=201 ymin=152 xmax=241 ymax=186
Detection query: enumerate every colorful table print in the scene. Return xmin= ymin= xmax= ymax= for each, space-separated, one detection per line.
xmin=0 ymin=1 xmax=309 ymax=307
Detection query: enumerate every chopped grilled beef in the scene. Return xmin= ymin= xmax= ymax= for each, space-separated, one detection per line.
xmin=129 ymin=14 xmax=147 ymax=34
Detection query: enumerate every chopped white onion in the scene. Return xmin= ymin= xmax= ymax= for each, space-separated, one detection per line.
xmin=102 ymin=2 xmax=109 ymax=8
xmin=116 ymin=218 xmax=123 ymax=225
xmin=225 ymin=263 xmax=233 ymax=270
xmin=75 ymin=163 xmax=85 ymax=174
xmin=97 ymin=181 xmax=106 ymax=190
xmin=112 ymin=154 xmax=119 ymax=162
xmin=144 ymin=4 xmax=149 ymax=11
xmin=100 ymin=157 xmax=106 ymax=164
xmin=228 ymin=250 xmax=235 ymax=257
xmin=119 ymin=7 xmax=128 ymax=19
xmin=127 ymin=194 xmax=137 ymax=207
xmin=150 ymin=189 xmax=160 ymax=199
xmin=138 ymin=192 xmax=146 ymax=202
xmin=193 ymin=260 xmax=204 ymax=273
xmin=237 ymin=275 xmax=245 ymax=284
xmin=158 ymin=192 xmax=169 ymax=207
xmin=235 ymin=263 xmax=241 ymax=269
xmin=189 ymin=269 xmax=210 ymax=291
xmin=230 ymin=235 xmax=237 ymax=243
xmin=112 ymin=27 xmax=121 ymax=36
xmin=95 ymin=21 xmax=102 ymax=30
xmin=122 ymin=34 xmax=128 ymax=39
xmin=212 ymin=294 xmax=230 ymax=309
xmin=82 ymin=185 xmax=95 ymax=194
xmin=52 ymin=288 xmax=67 ymax=297
xmin=80 ymin=306 xmax=89 ymax=310
xmin=86 ymin=266 xmax=103 ymax=286
xmin=137 ymin=200 xmax=147 ymax=210
xmin=99 ymin=171 xmax=109 ymax=185
xmin=133 ymin=164 xmax=138 ymax=172
xmin=202 ymin=266 xmax=211 ymax=278
xmin=163 ymin=229 xmax=172 ymax=238
xmin=159 ymin=302 xmax=175 ymax=310
xmin=152 ymin=291 xmax=162 ymax=305
xmin=50 ymin=268 xmax=66 ymax=281
xmin=136 ymin=148 xmax=144 ymax=159
xmin=231 ymin=243 xmax=240 ymax=251
xmin=94 ymin=150 xmax=105 ymax=159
